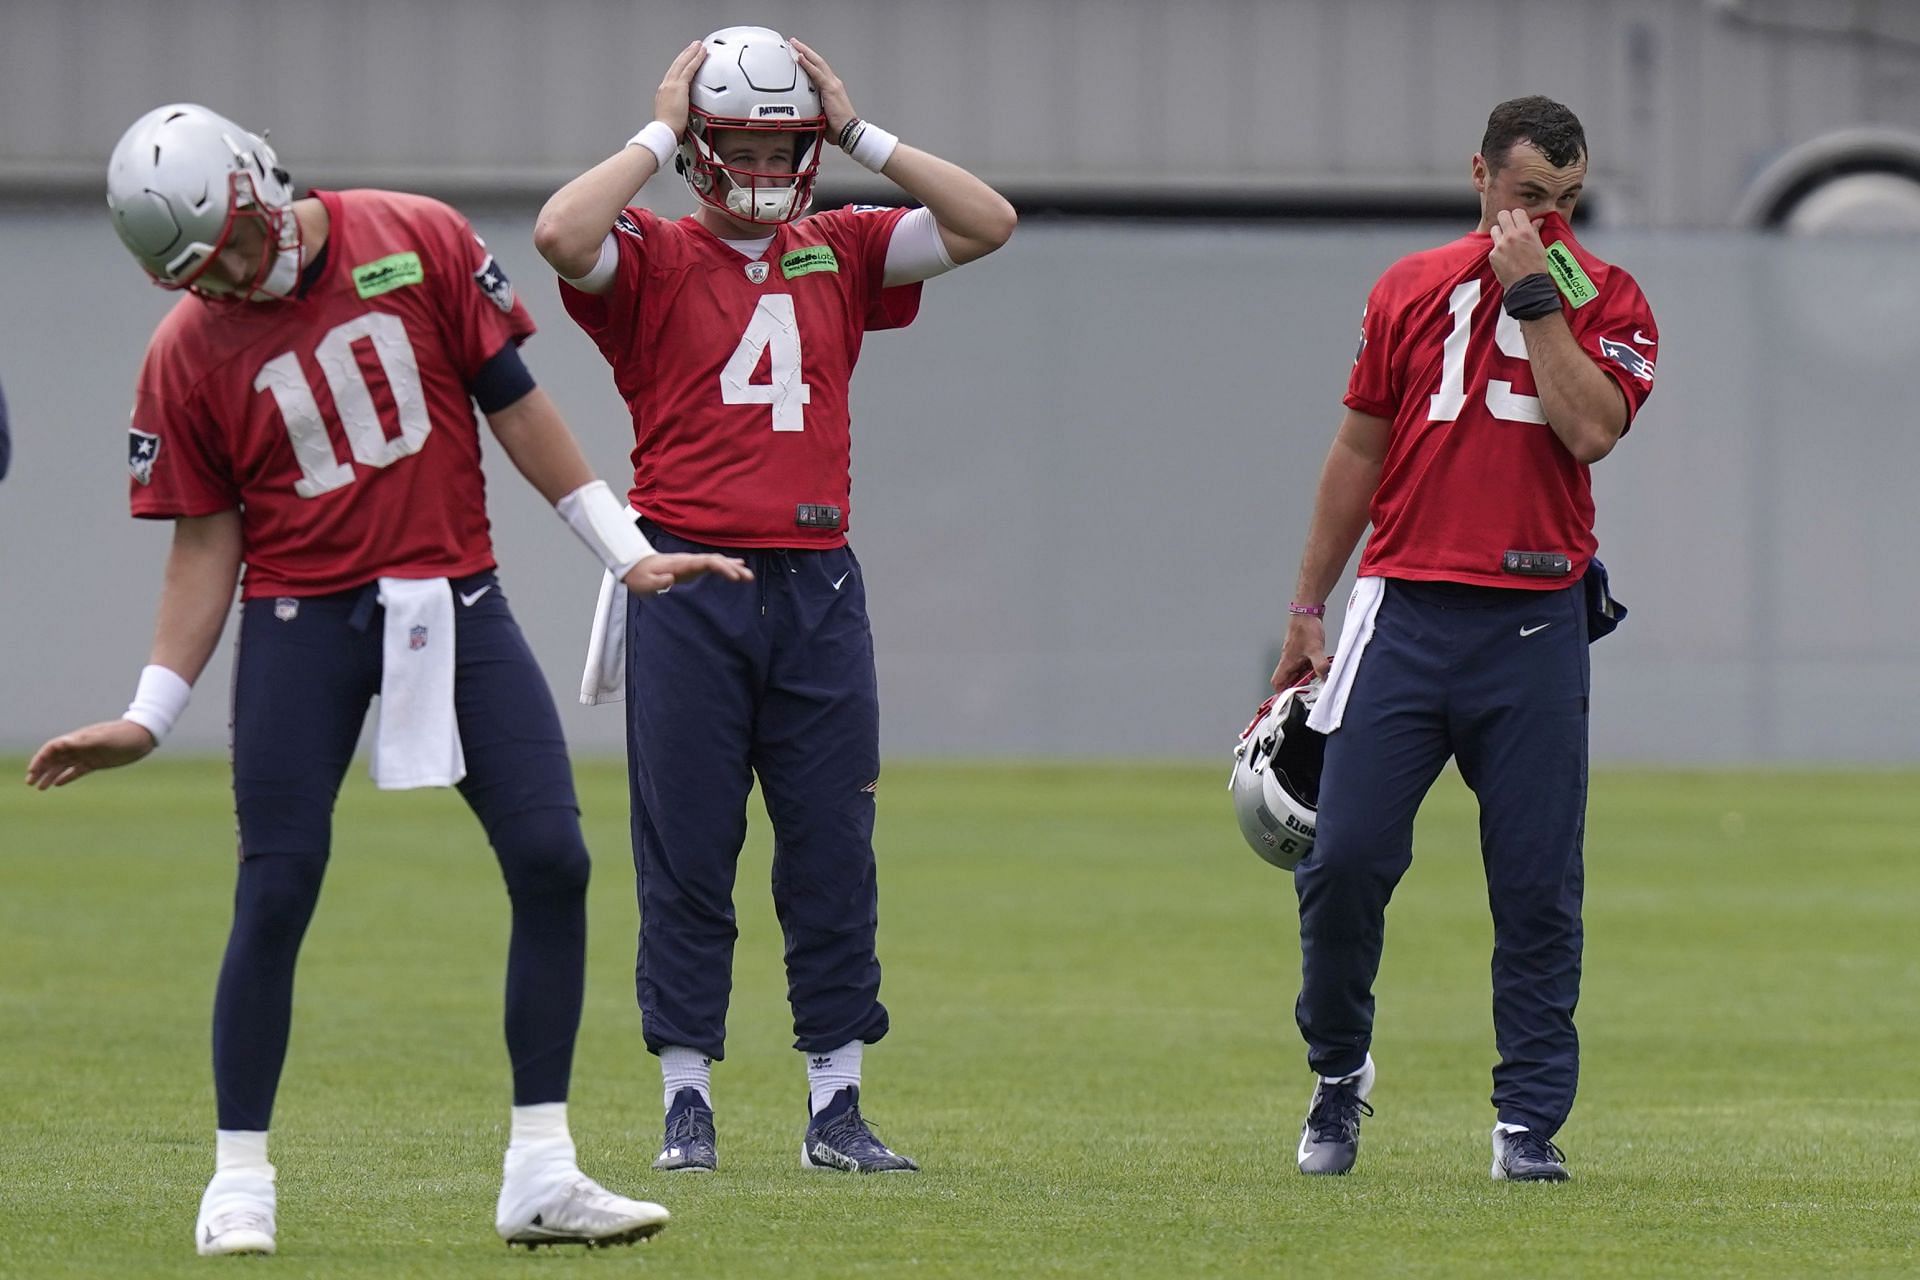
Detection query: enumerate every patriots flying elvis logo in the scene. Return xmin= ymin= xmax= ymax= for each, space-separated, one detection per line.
xmin=1597 ymin=336 xmax=1655 ymax=383
xmin=129 ymin=428 xmax=160 ymax=485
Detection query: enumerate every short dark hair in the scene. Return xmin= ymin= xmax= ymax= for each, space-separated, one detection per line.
xmin=1481 ymin=96 xmax=1587 ymax=171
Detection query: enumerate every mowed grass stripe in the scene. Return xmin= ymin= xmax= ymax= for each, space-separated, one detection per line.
xmin=1 ymin=760 xmax=1914 ymax=1277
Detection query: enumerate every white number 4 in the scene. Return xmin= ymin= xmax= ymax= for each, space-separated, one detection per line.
xmin=721 ymin=295 xmax=812 ymax=432
xmin=1428 ymin=279 xmax=1546 ymax=425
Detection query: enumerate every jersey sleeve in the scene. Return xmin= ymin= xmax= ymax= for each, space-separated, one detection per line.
xmin=558 ymin=208 xmax=652 ymax=343
xmin=127 ymin=373 xmax=237 ymax=519
xmin=1574 ymin=268 xmax=1659 ymax=428
xmin=1343 ymin=273 xmax=1400 ymax=419
xmin=417 ymin=203 xmax=537 ymax=379
xmin=828 ymin=205 xmax=923 ymax=332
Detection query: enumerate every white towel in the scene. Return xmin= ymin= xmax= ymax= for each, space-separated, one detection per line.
xmin=579 ymin=568 xmax=629 ymax=706
xmin=1306 ymin=575 xmax=1386 ymax=735
xmin=370 ymin=577 xmax=465 ymax=789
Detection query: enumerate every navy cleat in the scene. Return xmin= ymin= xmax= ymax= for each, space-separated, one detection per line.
xmin=801 ymin=1086 xmax=919 ymax=1173
xmin=653 ymin=1088 xmax=717 ymax=1172
xmin=1491 ymin=1127 xmax=1571 ymax=1182
xmin=1297 ymin=1055 xmax=1375 ymax=1176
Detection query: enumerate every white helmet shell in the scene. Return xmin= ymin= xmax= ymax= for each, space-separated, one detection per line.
xmin=679 ymin=27 xmax=827 ymax=224
xmin=107 ymin=103 xmax=299 ymax=297
xmin=1228 ymin=677 xmax=1327 ymax=870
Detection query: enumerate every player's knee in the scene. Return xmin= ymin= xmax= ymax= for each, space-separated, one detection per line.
xmin=492 ymin=807 xmax=591 ymax=898
xmin=232 ymin=852 xmax=328 ymax=941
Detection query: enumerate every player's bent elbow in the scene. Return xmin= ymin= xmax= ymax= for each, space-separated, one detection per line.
xmin=531 ymin=215 xmax=598 ymax=280
xmin=1570 ymin=426 xmax=1619 ymax=465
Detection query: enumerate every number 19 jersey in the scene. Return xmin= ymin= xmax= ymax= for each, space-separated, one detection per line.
xmin=559 ymin=204 xmax=922 ymax=549
xmin=1345 ymin=212 xmax=1658 ymax=588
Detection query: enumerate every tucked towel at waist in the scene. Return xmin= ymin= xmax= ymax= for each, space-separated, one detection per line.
xmin=579 ymin=567 xmax=629 ymax=706
xmin=1306 ymin=575 xmax=1386 ymax=735
xmin=371 ymin=576 xmax=465 ymax=789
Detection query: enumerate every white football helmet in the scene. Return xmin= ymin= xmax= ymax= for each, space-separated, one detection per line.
xmin=107 ymin=103 xmax=302 ymax=301
xmin=679 ymin=26 xmax=826 ymax=225
xmin=1228 ymin=677 xmax=1327 ymax=870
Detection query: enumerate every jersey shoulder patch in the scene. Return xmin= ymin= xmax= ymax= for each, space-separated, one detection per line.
xmin=615 ymin=211 xmax=645 ymax=238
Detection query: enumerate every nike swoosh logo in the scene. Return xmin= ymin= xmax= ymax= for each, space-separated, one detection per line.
xmin=1519 ymin=623 xmax=1552 ymax=637
xmin=1297 ymin=1127 xmax=1314 ymax=1167
xmin=830 ymin=571 xmax=851 ymax=591
xmin=1632 ymin=330 xmax=1655 ymax=346
xmin=459 ymin=585 xmax=493 ymax=607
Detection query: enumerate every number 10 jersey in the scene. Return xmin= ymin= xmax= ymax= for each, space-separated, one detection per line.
xmin=559 ymin=204 xmax=923 ymax=550
xmin=128 ymin=189 xmax=537 ymax=598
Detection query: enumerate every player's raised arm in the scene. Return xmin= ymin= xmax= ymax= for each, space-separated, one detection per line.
xmin=25 ymin=509 xmax=242 ymax=789
xmin=790 ymin=39 xmax=1016 ymax=265
xmin=533 ymin=41 xmax=707 ymax=278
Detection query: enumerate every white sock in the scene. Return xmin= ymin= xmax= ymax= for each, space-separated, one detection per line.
xmin=805 ymin=1040 xmax=863 ymax=1115
xmin=505 ymin=1102 xmax=574 ymax=1170
xmin=214 ymin=1129 xmax=273 ymax=1181
xmin=660 ymin=1045 xmax=713 ymax=1112
xmin=1321 ymin=1052 xmax=1373 ymax=1085
xmin=1494 ymin=1121 xmax=1530 ymax=1135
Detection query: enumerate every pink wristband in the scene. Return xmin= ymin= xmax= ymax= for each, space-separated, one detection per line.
xmin=1288 ymin=602 xmax=1326 ymax=617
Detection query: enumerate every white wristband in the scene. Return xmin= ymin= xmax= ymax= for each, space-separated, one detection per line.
xmin=839 ymin=119 xmax=899 ymax=174
xmin=627 ymin=121 xmax=679 ymax=171
xmin=123 ymin=664 xmax=191 ymax=744
xmin=557 ymin=480 xmax=655 ymax=577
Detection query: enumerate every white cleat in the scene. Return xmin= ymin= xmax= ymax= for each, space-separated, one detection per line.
xmin=495 ymin=1167 xmax=669 ymax=1250
xmin=195 ymin=1170 xmax=277 ymax=1256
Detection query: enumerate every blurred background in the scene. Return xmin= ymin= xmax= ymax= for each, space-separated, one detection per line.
xmin=2 ymin=0 xmax=1918 ymax=761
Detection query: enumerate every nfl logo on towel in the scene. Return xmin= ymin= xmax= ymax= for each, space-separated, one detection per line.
xmin=409 ymin=625 xmax=428 ymax=651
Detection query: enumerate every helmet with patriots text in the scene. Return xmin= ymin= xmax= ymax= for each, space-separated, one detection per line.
xmin=106 ymin=103 xmax=302 ymax=301
xmin=678 ymin=26 xmax=827 ymax=225
xmin=1228 ymin=676 xmax=1327 ymax=870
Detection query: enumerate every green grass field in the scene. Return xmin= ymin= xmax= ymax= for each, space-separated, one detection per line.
xmin=1 ymin=759 xmax=1915 ymax=1278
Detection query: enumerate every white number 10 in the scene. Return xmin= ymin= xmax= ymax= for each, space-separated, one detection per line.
xmin=253 ymin=312 xmax=431 ymax=498
xmin=1427 ymin=280 xmax=1545 ymax=425
xmin=721 ymin=295 xmax=812 ymax=432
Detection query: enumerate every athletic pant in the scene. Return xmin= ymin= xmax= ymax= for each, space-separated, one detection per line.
xmin=624 ymin=523 xmax=889 ymax=1060
xmin=215 ymin=571 xmax=589 ymax=1130
xmin=1295 ymin=578 xmax=1589 ymax=1135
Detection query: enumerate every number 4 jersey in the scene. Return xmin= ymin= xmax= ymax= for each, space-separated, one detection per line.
xmin=559 ymin=204 xmax=923 ymax=549
xmin=1345 ymin=211 xmax=1658 ymax=588
xmin=129 ymin=188 xmax=535 ymax=597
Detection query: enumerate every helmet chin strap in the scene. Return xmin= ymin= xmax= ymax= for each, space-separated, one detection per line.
xmin=248 ymin=202 xmax=306 ymax=301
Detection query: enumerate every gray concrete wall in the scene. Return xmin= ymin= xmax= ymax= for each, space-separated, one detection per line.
xmin=5 ymin=0 xmax=1920 ymax=225
xmin=1 ymin=201 xmax=1915 ymax=763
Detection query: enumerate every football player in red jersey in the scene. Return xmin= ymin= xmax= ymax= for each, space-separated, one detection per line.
xmin=1270 ymin=97 xmax=1657 ymax=1182
xmin=24 ymin=104 xmax=754 ymax=1255
xmin=534 ymin=27 xmax=1015 ymax=1173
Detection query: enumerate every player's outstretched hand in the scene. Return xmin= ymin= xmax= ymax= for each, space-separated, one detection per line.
xmin=790 ymin=39 xmax=857 ymax=137
xmin=655 ymin=40 xmax=708 ymax=139
xmin=622 ymin=552 xmax=754 ymax=595
xmin=25 ymin=720 xmax=157 ymax=790
xmin=1487 ymin=208 xmax=1550 ymax=286
xmin=1270 ymin=616 xmax=1332 ymax=692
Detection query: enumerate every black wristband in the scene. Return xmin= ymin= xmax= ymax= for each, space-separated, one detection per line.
xmin=1502 ymin=272 xmax=1561 ymax=321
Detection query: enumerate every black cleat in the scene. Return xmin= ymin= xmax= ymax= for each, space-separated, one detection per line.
xmin=1491 ymin=1127 xmax=1570 ymax=1182
xmin=653 ymin=1088 xmax=718 ymax=1172
xmin=1297 ymin=1055 xmax=1375 ymax=1176
xmin=801 ymin=1086 xmax=919 ymax=1173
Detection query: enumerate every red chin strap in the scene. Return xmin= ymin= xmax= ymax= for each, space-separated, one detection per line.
xmin=685 ymin=113 xmax=827 ymax=226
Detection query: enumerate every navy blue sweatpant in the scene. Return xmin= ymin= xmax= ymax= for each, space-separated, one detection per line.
xmin=624 ymin=523 xmax=889 ymax=1060
xmin=1296 ymin=578 xmax=1589 ymax=1136
xmin=216 ymin=571 xmax=590 ymax=1130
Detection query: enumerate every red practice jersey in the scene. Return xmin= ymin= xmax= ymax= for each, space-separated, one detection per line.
xmin=560 ymin=204 xmax=922 ymax=549
xmin=129 ymin=188 xmax=536 ymax=598
xmin=1345 ymin=212 xmax=1658 ymax=588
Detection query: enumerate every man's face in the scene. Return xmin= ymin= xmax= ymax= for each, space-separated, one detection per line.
xmin=192 ymin=213 xmax=271 ymax=296
xmin=1473 ymin=140 xmax=1586 ymax=225
xmin=711 ymin=127 xmax=801 ymax=179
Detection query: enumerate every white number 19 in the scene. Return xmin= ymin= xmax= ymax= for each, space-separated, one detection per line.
xmin=1427 ymin=279 xmax=1545 ymax=425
